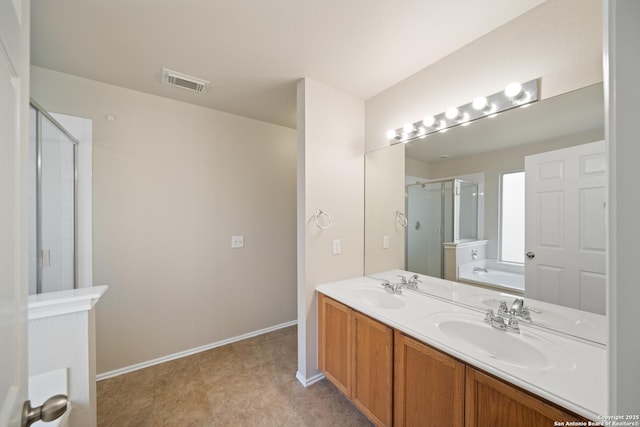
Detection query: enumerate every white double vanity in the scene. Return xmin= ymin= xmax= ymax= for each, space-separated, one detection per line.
xmin=316 ymin=271 xmax=605 ymax=426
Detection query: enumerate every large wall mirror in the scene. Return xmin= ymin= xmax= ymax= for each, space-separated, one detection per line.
xmin=365 ymin=82 xmax=605 ymax=342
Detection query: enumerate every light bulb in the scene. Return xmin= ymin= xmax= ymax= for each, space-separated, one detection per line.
xmin=423 ymin=116 xmax=437 ymax=127
xmin=446 ymin=107 xmax=461 ymax=120
xmin=403 ymin=123 xmax=414 ymax=133
xmin=386 ymin=129 xmax=397 ymax=139
xmin=505 ymin=82 xmax=523 ymax=99
xmin=472 ymin=97 xmax=488 ymax=110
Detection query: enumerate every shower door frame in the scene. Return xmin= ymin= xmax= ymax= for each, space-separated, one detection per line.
xmin=405 ymin=178 xmax=478 ymax=278
xmin=405 ymin=179 xmax=454 ymax=278
xmin=31 ymin=99 xmax=80 ymax=294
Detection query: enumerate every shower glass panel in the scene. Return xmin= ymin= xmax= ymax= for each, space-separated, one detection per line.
xmin=406 ymin=178 xmax=478 ymax=279
xmin=29 ymin=101 xmax=78 ymax=294
xmin=406 ymin=181 xmax=454 ymax=278
xmin=458 ymin=181 xmax=478 ymax=240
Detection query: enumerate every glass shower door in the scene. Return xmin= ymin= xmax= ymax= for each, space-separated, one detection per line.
xmin=407 ymin=182 xmax=443 ymax=277
xmin=30 ymin=102 xmax=77 ymax=294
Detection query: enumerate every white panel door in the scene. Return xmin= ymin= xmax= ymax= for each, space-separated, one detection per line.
xmin=0 ymin=0 xmax=29 ymax=425
xmin=524 ymin=141 xmax=606 ymax=314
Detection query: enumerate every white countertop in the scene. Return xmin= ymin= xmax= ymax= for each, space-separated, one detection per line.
xmin=316 ymin=274 xmax=607 ymax=420
xmin=370 ymin=269 xmax=607 ymax=345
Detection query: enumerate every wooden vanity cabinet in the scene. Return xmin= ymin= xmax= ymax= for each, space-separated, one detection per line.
xmin=318 ymin=294 xmax=393 ymax=427
xmin=394 ymin=331 xmax=465 ymax=427
xmin=353 ymin=311 xmax=393 ymax=427
xmin=318 ymin=293 xmax=353 ymax=397
xmin=319 ymin=293 xmax=588 ymax=427
xmin=465 ymin=367 xmax=587 ymax=427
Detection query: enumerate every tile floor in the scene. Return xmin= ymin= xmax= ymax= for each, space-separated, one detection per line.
xmin=97 ymin=325 xmax=373 ymax=426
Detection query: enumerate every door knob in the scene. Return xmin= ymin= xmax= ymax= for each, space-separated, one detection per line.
xmin=22 ymin=394 xmax=68 ymax=427
xmin=526 ymin=251 xmax=536 ymax=259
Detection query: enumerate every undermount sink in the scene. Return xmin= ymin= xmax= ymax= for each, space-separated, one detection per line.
xmin=347 ymin=286 xmax=406 ymax=309
xmin=431 ymin=312 xmax=575 ymax=371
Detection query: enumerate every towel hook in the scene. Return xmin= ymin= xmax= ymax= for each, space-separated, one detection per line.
xmin=314 ymin=209 xmax=332 ymax=230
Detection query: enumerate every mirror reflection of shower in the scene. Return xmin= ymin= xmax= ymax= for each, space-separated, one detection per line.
xmin=29 ymin=101 xmax=79 ymax=294
xmin=406 ymin=178 xmax=479 ymax=278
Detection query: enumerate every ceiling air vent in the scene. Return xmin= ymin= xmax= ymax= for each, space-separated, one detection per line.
xmin=162 ymin=68 xmax=209 ymax=94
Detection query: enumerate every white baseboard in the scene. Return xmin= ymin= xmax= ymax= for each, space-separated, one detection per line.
xmin=296 ymin=370 xmax=325 ymax=387
xmin=97 ymin=319 xmax=297 ymax=381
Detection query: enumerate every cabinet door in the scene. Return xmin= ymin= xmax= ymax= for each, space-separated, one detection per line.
xmin=353 ymin=311 xmax=393 ymax=427
xmin=394 ymin=332 xmax=465 ymax=427
xmin=318 ymin=294 xmax=353 ymax=397
xmin=465 ymin=367 xmax=587 ymax=427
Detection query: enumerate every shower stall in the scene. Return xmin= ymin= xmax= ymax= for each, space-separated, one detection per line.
xmin=29 ymin=100 xmax=78 ymax=294
xmin=406 ymin=179 xmax=478 ymax=278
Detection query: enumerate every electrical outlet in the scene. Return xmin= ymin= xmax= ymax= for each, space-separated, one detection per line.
xmin=332 ymin=239 xmax=341 ymax=255
xmin=231 ymin=235 xmax=244 ymax=248
xmin=383 ymin=235 xmax=389 ymax=249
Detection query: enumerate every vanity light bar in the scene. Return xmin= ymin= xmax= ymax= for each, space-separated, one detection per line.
xmin=386 ymin=79 xmax=539 ymax=144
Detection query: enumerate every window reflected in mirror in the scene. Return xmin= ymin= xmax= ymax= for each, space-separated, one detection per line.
xmin=499 ymin=171 xmax=525 ymax=264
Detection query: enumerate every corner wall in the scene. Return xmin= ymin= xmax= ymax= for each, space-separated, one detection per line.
xmin=31 ymin=66 xmax=297 ymax=374
xmin=297 ymin=78 xmax=364 ymax=383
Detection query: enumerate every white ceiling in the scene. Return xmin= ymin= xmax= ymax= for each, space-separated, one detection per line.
xmin=31 ymin=0 xmax=546 ymax=129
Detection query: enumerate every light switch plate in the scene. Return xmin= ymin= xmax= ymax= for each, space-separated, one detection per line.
xmin=383 ymin=235 xmax=389 ymax=249
xmin=332 ymin=239 xmax=341 ymax=255
xmin=231 ymin=235 xmax=244 ymax=248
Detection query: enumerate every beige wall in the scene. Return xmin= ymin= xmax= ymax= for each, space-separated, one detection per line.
xmin=365 ymin=0 xmax=602 ymax=152
xmin=296 ymin=78 xmax=364 ymax=383
xmin=31 ymin=66 xmax=297 ymax=374
xmin=405 ymin=157 xmax=430 ymax=180
xmin=364 ymin=144 xmax=405 ymax=275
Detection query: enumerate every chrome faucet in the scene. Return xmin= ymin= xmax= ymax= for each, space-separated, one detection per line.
xmin=484 ymin=309 xmax=520 ymax=333
xmin=381 ymin=280 xmax=402 ymax=295
xmin=510 ymin=298 xmax=524 ymax=315
xmin=407 ymin=274 xmax=421 ymax=290
xmin=510 ymin=298 xmax=532 ymax=321
xmin=396 ymin=274 xmax=420 ymax=290
xmin=484 ymin=309 xmax=507 ymax=331
xmin=497 ymin=298 xmax=532 ymax=322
